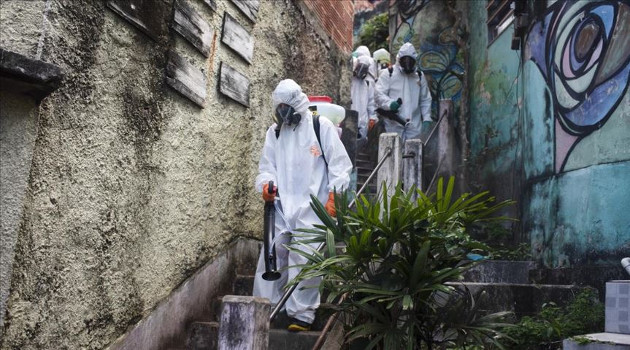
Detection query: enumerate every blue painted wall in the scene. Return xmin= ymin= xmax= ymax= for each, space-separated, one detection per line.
xmin=390 ymin=0 xmax=629 ymax=267
xmin=466 ymin=0 xmax=630 ymax=267
xmin=520 ymin=0 xmax=630 ymax=266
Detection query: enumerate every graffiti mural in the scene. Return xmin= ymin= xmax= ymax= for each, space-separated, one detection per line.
xmin=527 ymin=0 xmax=630 ymax=172
xmin=391 ymin=0 xmax=465 ymax=103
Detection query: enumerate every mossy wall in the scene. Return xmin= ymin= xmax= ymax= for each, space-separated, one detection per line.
xmin=0 ymin=0 xmax=351 ymax=348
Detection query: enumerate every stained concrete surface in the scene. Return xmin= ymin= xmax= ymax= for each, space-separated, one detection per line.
xmin=0 ymin=0 xmax=351 ymax=349
xmin=0 ymin=91 xmax=39 ymax=339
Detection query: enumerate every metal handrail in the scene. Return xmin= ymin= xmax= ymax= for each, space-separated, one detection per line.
xmin=268 ymin=147 xmax=393 ymax=322
xmin=423 ymin=100 xmax=449 ymax=146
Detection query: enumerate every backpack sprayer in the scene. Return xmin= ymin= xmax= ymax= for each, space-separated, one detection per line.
xmin=262 ymin=181 xmax=281 ymax=281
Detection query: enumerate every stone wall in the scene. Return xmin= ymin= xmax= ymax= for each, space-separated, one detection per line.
xmin=0 ymin=0 xmax=351 ymax=349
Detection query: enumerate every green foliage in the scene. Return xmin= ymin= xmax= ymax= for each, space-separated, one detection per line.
xmin=490 ymin=243 xmax=532 ymax=261
xmin=499 ymin=289 xmax=604 ymax=350
xmin=289 ymin=177 xmax=515 ymax=350
xmin=356 ymin=13 xmax=389 ymax=53
xmin=469 ymin=222 xmax=531 ymax=261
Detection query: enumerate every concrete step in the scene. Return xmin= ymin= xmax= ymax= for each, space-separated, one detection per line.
xmin=235 ymin=241 xmax=261 ymax=275
xmin=462 ymin=260 xmax=537 ymax=284
xmin=187 ymin=321 xmax=218 ymax=350
xmin=185 ymin=320 xmax=323 ymax=350
xmin=563 ymin=332 xmax=630 ymax=350
xmin=233 ymin=274 xmax=254 ymax=296
xmin=355 ymin=158 xmax=372 ymax=168
xmin=447 ymin=282 xmax=593 ymax=318
xmin=268 ymin=329 xmax=320 ymax=350
xmin=356 ymin=167 xmax=374 ymax=174
xmin=356 ymin=151 xmax=371 ymax=159
xmin=529 ymin=265 xmax=627 ymax=299
xmin=271 ymin=306 xmax=335 ymax=332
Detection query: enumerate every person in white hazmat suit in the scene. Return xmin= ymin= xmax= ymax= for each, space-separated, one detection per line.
xmin=372 ymin=48 xmax=391 ymax=80
xmin=253 ymin=79 xmax=352 ymax=331
xmin=354 ymin=45 xmax=378 ymax=85
xmin=374 ymin=42 xmax=432 ymax=141
xmin=351 ymin=55 xmax=377 ymax=140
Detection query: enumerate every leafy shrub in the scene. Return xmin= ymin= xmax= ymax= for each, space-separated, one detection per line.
xmin=499 ymin=289 xmax=604 ymax=350
xmin=289 ymin=177 xmax=514 ymax=349
xmin=356 ymin=13 xmax=389 ymax=53
xmin=469 ymin=222 xmax=531 ymax=261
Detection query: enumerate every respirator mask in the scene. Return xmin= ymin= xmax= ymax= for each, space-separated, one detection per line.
xmin=353 ymin=63 xmax=370 ymax=80
xmin=274 ymin=103 xmax=301 ymax=127
xmin=399 ymin=56 xmax=417 ymax=74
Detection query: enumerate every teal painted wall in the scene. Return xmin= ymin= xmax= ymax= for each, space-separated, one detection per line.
xmin=391 ymin=0 xmax=630 ymax=267
xmin=521 ymin=0 xmax=630 ymax=267
xmin=466 ymin=1 xmax=524 ymax=229
xmin=466 ymin=0 xmax=630 ymax=267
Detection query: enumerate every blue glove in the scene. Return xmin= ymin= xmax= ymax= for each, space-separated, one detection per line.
xmin=389 ymin=100 xmax=400 ymax=112
xmin=422 ymin=120 xmax=433 ymax=131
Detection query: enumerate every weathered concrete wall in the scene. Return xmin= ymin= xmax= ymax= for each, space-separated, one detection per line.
xmin=521 ymin=0 xmax=630 ymax=267
xmin=0 ymin=91 xmax=39 ymax=338
xmin=0 ymin=0 xmax=47 ymax=58
xmin=0 ymin=0 xmax=351 ymax=349
xmin=464 ymin=0 xmax=630 ymax=266
xmin=465 ymin=1 xmax=523 ymax=233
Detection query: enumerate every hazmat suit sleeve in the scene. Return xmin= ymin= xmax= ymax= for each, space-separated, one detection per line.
xmin=374 ymin=70 xmax=395 ymax=110
xmin=419 ymin=74 xmax=432 ymax=122
xmin=255 ymin=125 xmax=278 ymax=192
xmin=367 ymin=81 xmax=376 ymax=120
xmin=319 ymin=118 xmax=352 ymax=192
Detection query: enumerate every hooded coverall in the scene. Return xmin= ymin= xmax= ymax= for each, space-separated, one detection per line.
xmin=351 ymin=55 xmax=376 ymax=139
xmin=355 ymin=45 xmax=378 ymax=85
xmin=253 ymin=79 xmax=352 ymax=324
xmin=374 ymin=42 xmax=432 ymax=141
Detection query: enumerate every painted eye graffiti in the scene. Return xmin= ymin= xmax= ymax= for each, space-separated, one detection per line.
xmin=546 ymin=1 xmax=630 ymax=135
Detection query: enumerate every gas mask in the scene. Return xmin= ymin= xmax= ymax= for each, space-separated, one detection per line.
xmin=353 ymin=63 xmax=370 ymax=80
xmin=274 ymin=103 xmax=301 ymax=127
xmin=399 ymin=56 xmax=417 ymax=74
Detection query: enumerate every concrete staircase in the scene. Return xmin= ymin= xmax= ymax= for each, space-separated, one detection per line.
xmin=355 ymin=149 xmax=377 ymax=199
xmin=107 ymin=238 xmax=339 ymax=350
xmin=461 ymin=261 xmax=630 ymax=349
xmin=184 ymin=253 xmax=335 ymax=350
xmin=458 ymin=260 xmax=593 ymax=318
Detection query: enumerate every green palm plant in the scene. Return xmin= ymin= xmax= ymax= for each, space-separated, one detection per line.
xmin=288 ymin=177 xmax=514 ymax=350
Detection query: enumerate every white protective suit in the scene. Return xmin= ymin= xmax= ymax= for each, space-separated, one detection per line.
xmin=253 ymin=79 xmax=352 ymax=324
xmin=351 ymin=55 xmax=376 ymax=139
xmin=355 ymin=45 xmax=377 ymax=85
xmin=374 ymin=43 xmax=432 ymax=141
xmin=373 ymin=48 xmax=391 ymax=80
